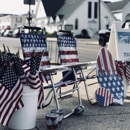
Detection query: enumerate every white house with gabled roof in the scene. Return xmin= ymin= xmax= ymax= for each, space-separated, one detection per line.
xmin=106 ymin=0 xmax=130 ymax=23
xmin=34 ymin=0 xmax=117 ymax=37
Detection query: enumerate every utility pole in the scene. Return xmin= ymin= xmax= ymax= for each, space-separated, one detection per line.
xmin=24 ymin=0 xmax=35 ymax=27
xmin=98 ymin=0 xmax=101 ymax=31
xmin=28 ymin=1 xmax=31 ymax=27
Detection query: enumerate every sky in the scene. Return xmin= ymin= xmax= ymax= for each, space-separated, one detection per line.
xmin=0 ymin=0 xmax=122 ymax=15
xmin=0 ymin=0 xmax=36 ymax=15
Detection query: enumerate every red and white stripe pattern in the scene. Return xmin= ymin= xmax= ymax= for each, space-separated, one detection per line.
xmin=27 ymin=73 xmax=42 ymax=89
xmin=59 ymin=47 xmax=79 ymax=65
xmin=27 ymin=57 xmax=41 ymax=89
xmin=46 ymin=113 xmax=59 ymax=130
xmin=40 ymin=49 xmax=50 ymax=69
xmin=20 ymin=33 xmax=50 ymax=71
xmin=125 ymin=64 xmax=130 ymax=84
xmin=38 ymin=84 xmax=44 ymax=109
xmin=96 ymin=48 xmax=124 ymax=105
xmin=95 ymin=87 xmax=113 ymax=106
xmin=115 ymin=61 xmax=125 ymax=77
xmin=0 ymin=79 xmax=23 ymax=126
xmin=57 ymin=34 xmax=79 ymax=65
xmin=22 ymin=61 xmax=30 ymax=78
xmin=39 ymin=72 xmax=50 ymax=83
xmin=96 ymin=47 xmax=117 ymax=76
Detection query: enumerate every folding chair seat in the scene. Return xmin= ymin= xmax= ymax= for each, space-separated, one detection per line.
xmin=95 ymin=47 xmax=124 ymax=106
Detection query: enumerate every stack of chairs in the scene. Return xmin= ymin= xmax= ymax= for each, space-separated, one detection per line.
xmin=19 ymin=26 xmax=85 ymax=118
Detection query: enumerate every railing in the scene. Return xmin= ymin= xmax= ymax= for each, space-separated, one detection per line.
xmin=46 ymin=40 xmax=59 ymax=65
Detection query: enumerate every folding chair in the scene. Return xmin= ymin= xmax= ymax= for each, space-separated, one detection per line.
xmin=95 ymin=47 xmax=124 ymax=106
xmin=19 ymin=26 xmax=85 ymax=118
xmin=56 ymin=30 xmax=96 ymax=104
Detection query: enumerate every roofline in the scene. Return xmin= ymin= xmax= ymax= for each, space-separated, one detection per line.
xmin=122 ymin=1 xmax=130 ymax=12
xmin=35 ymin=0 xmax=41 ymax=18
xmin=102 ymin=1 xmax=117 ymax=20
xmin=0 ymin=15 xmax=27 ymax=19
xmin=112 ymin=10 xmax=122 ymax=13
xmin=57 ymin=0 xmax=85 ymax=22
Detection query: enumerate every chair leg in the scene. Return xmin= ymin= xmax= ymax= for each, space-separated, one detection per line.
xmin=50 ymin=74 xmax=60 ymax=109
xmin=80 ymin=68 xmax=97 ymax=105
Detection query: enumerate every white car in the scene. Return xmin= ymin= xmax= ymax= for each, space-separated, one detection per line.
xmin=3 ymin=30 xmax=13 ymax=37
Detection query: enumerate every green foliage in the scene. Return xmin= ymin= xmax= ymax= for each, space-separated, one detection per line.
xmin=45 ymin=31 xmax=57 ymax=37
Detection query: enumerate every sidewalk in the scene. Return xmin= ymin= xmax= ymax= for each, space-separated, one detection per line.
xmin=1 ymin=39 xmax=130 ymax=130
xmin=1 ymin=66 xmax=130 ymax=130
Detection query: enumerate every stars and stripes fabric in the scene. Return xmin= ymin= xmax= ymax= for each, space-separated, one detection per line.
xmin=20 ymin=33 xmax=50 ymax=70
xmin=115 ymin=61 xmax=125 ymax=77
xmin=22 ymin=61 xmax=30 ymax=77
xmin=24 ymin=51 xmax=43 ymax=71
xmin=0 ymin=65 xmax=23 ymax=126
xmin=115 ymin=61 xmax=130 ymax=85
xmin=95 ymin=87 xmax=113 ymax=106
xmin=27 ymin=56 xmax=41 ymax=89
xmin=38 ymin=83 xmax=44 ymax=109
xmin=97 ymin=70 xmax=124 ymax=105
xmin=57 ymin=34 xmax=79 ymax=65
xmin=125 ymin=64 xmax=130 ymax=84
xmin=20 ymin=33 xmax=50 ymax=83
xmin=13 ymin=58 xmax=27 ymax=85
xmin=96 ymin=48 xmax=117 ymax=76
xmin=96 ymin=48 xmax=124 ymax=105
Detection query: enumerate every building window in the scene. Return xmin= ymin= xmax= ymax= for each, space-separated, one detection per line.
xmin=75 ymin=18 xmax=78 ymax=30
xmin=88 ymin=2 xmax=92 ymax=18
xmin=16 ymin=17 xmax=22 ymax=22
xmin=94 ymin=2 xmax=98 ymax=19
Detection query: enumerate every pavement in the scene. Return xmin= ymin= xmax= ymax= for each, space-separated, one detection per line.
xmin=1 ymin=38 xmax=130 ymax=130
xmin=1 ymin=64 xmax=130 ymax=130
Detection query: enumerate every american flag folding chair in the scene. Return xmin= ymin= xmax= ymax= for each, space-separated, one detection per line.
xmin=95 ymin=47 xmax=124 ymax=106
xmin=56 ymin=30 xmax=96 ymax=105
xmin=19 ymin=26 xmax=49 ymax=109
xmin=19 ymin=26 xmax=85 ymax=118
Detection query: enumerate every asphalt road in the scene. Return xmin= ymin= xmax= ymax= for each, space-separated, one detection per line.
xmin=1 ymin=37 xmax=130 ymax=130
xmin=0 ymin=37 xmax=102 ymax=63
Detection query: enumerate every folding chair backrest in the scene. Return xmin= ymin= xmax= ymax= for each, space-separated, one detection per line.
xmin=20 ymin=28 xmax=50 ymax=71
xmin=57 ymin=30 xmax=79 ymax=65
xmin=96 ymin=47 xmax=124 ymax=105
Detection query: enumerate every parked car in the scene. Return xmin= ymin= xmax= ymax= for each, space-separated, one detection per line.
xmin=98 ymin=29 xmax=110 ymax=46
xmin=12 ymin=29 xmax=24 ymax=38
xmin=0 ymin=29 xmax=6 ymax=36
xmin=3 ymin=30 xmax=13 ymax=37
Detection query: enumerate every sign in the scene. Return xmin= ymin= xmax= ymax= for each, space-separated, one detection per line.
xmin=107 ymin=21 xmax=130 ymax=97
xmin=24 ymin=0 xmax=35 ymax=5
xmin=65 ymin=25 xmax=73 ymax=31
xmin=108 ymin=21 xmax=130 ymax=61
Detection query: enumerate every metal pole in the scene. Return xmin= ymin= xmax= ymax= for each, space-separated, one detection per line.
xmin=28 ymin=0 xmax=31 ymax=33
xmin=29 ymin=3 xmax=31 ymax=27
xmin=98 ymin=0 xmax=101 ymax=31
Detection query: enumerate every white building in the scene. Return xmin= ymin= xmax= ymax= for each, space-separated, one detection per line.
xmin=106 ymin=0 xmax=130 ymax=22
xmin=0 ymin=0 xmax=130 ymax=37
xmin=34 ymin=0 xmax=117 ymax=37
xmin=0 ymin=14 xmax=28 ymax=30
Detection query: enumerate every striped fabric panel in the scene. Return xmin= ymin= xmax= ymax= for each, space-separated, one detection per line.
xmin=125 ymin=64 xmax=130 ymax=84
xmin=95 ymin=87 xmax=113 ymax=107
xmin=96 ymin=48 xmax=116 ymax=76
